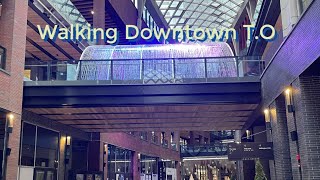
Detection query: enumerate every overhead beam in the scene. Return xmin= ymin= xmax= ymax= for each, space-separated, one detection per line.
xmin=83 ymin=126 xmax=243 ymax=132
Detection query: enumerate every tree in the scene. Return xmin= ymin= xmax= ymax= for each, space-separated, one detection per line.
xmin=255 ymin=160 xmax=267 ymax=180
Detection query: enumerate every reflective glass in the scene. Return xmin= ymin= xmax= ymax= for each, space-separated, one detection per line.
xmin=21 ymin=123 xmax=36 ymax=166
xmin=35 ymin=127 xmax=59 ymax=168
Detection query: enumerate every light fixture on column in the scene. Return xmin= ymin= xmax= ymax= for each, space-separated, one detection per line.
xmin=103 ymin=144 xmax=107 ymax=168
xmin=285 ymin=87 xmax=295 ymax=113
xmin=264 ymin=108 xmax=271 ymax=129
xmin=104 ymin=144 xmax=107 ymax=154
xmin=66 ymin=136 xmax=71 ymax=146
xmin=0 ymin=2 xmax=3 ymax=17
xmin=7 ymin=113 xmax=14 ymax=133
xmin=246 ymin=130 xmax=251 ymax=140
xmin=65 ymin=135 xmax=71 ymax=164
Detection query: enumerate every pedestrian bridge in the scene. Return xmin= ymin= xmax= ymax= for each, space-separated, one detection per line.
xmin=23 ymin=44 xmax=264 ymax=132
xmin=180 ymin=144 xmax=229 ymax=159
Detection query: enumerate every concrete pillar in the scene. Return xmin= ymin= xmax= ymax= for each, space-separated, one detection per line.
xmin=176 ymin=161 xmax=181 ymax=180
xmin=132 ymin=151 xmax=141 ymax=180
xmin=280 ymin=0 xmax=300 ymax=37
xmin=236 ymin=161 xmax=244 ymax=180
xmin=0 ymin=0 xmax=28 ymax=179
xmin=93 ymin=0 xmax=105 ymax=45
xmin=269 ymin=95 xmax=293 ymax=179
xmin=173 ymin=131 xmax=180 ymax=151
xmin=234 ymin=130 xmax=244 ymax=180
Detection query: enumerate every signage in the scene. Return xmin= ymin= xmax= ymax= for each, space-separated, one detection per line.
xmin=228 ymin=142 xmax=274 ymax=160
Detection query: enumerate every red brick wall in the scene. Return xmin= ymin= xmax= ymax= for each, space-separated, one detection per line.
xmin=0 ymin=0 xmax=28 ymax=179
xmin=101 ymin=132 xmax=180 ymax=161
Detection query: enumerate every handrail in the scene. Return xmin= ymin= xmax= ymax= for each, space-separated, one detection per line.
xmin=24 ymin=56 xmax=265 ymax=84
xmin=180 ymin=144 xmax=229 ymax=157
xmin=25 ymin=55 xmax=262 ymax=63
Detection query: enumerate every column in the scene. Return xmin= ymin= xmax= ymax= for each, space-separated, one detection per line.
xmin=234 ymin=130 xmax=244 ymax=180
xmin=280 ymin=0 xmax=300 ymax=37
xmin=291 ymin=76 xmax=320 ymax=179
xmin=132 ymin=151 xmax=141 ymax=180
xmin=269 ymin=95 xmax=293 ymax=179
xmin=286 ymin=79 xmax=302 ymax=180
xmin=176 ymin=161 xmax=181 ymax=180
xmin=103 ymin=144 xmax=108 ymax=180
xmin=93 ymin=0 xmax=105 ymax=45
xmin=0 ymin=0 xmax=28 ymax=179
xmin=173 ymin=131 xmax=180 ymax=151
xmin=265 ymin=119 xmax=277 ymax=180
xmin=87 ymin=140 xmax=104 ymax=173
xmin=59 ymin=134 xmax=72 ymax=180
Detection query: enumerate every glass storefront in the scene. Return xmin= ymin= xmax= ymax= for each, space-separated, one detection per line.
xmin=19 ymin=123 xmax=59 ymax=180
xmin=107 ymin=144 xmax=133 ymax=180
xmin=159 ymin=160 xmax=176 ymax=180
xmin=182 ymin=160 xmax=237 ymax=180
xmin=141 ymin=154 xmax=158 ymax=179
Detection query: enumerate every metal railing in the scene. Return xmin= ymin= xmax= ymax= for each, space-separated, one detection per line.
xmin=180 ymin=144 xmax=229 ymax=157
xmin=24 ymin=56 xmax=264 ymax=84
xmin=211 ymin=131 xmax=235 ymax=140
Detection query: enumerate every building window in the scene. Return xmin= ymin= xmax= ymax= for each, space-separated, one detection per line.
xmin=0 ymin=46 xmax=6 ymax=70
xmin=20 ymin=123 xmax=59 ymax=168
xmin=108 ymin=144 xmax=133 ymax=179
xmin=140 ymin=154 xmax=158 ymax=175
xmin=160 ymin=132 xmax=165 ymax=144
xmin=21 ymin=123 xmax=36 ymax=166
xmin=35 ymin=127 xmax=59 ymax=168
xmin=170 ymin=132 xmax=174 ymax=143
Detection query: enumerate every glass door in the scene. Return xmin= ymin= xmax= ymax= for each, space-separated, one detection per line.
xmin=34 ymin=167 xmax=57 ymax=180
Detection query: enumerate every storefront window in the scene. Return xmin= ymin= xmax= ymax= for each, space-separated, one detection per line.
xmin=20 ymin=123 xmax=59 ymax=168
xmin=108 ymin=144 xmax=133 ymax=180
xmin=141 ymin=155 xmax=158 ymax=176
xmin=21 ymin=123 xmax=36 ymax=166
xmin=35 ymin=127 xmax=59 ymax=168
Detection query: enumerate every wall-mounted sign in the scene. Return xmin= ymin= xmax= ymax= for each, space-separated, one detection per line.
xmin=228 ymin=142 xmax=274 ymax=160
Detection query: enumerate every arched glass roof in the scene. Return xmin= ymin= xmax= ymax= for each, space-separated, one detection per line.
xmin=156 ymin=0 xmax=245 ymax=29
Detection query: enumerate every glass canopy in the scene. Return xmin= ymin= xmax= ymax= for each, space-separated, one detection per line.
xmin=156 ymin=0 xmax=245 ymax=29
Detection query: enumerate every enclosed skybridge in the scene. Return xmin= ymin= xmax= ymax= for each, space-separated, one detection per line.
xmin=23 ymin=43 xmax=264 ymax=132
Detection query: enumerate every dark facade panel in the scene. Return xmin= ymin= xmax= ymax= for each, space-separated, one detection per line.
xmin=261 ymin=0 xmax=320 ymax=106
xmin=23 ymin=82 xmax=261 ymax=108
